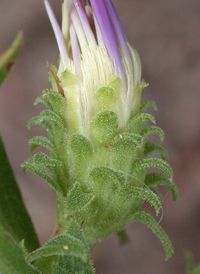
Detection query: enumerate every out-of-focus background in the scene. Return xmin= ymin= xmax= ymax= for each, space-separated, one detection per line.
xmin=0 ymin=0 xmax=200 ymax=273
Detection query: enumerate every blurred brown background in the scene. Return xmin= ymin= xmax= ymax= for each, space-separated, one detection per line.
xmin=0 ymin=0 xmax=200 ymax=273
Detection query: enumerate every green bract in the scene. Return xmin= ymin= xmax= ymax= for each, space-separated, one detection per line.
xmin=23 ymin=72 xmax=178 ymax=262
xmin=22 ymin=0 xmax=179 ymax=272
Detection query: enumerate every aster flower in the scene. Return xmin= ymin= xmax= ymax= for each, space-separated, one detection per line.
xmin=44 ymin=0 xmax=142 ymax=135
xmin=23 ymin=0 xmax=178 ymax=268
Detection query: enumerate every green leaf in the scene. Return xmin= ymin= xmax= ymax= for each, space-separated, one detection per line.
xmin=132 ymin=158 xmax=173 ymax=181
xmin=28 ymin=115 xmax=52 ymax=130
xmin=0 ymin=225 xmax=40 ymax=273
xmin=51 ymin=262 xmax=71 ymax=274
xmin=41 ymin=89 xmax=66 ymax=118
xmin=132 ymin=210 xmax=173 ymax=260
xmin=111 ymin=133 xmax=144 ymax=174
xmin=65 ymin=219 xmax=85 ymax=242
xmin=51 ymin=256 xmax=95 ymax=274
xmin=28 ymin=110 xmax=66 ymax=130
xmin=34 ymin=95 xmax=53 ymax=110
xmin=127 ymin=113 xmax=156 ymax=134
xmin=133 ymin=187 xmax=161 ymax=215
xmin=28 ymin=118 xmax=54 ymax=139
xmin=95 ymin=86 xmax=116 ymax=109
xmin=142 ymin=126 xmax=164 ymax=142
xmin=0 ymin=32 xmax=23 ymax=86
xmin=140 ymin=100 xmax=158 ymax=113
xmin=89 ymin=167 xmax=124 ymax=194
xmin=149 ymin=186 xmax=162 ymax=201
xmin=35 ymin=89 xmax=66 ymax=116
xmin=27 ymin=234 xmax=88 ymax=263
xmin=65 ymin=182 xmax=94 ymax=215
xmin=69 ymin=134 xmax=93 ymax=182
xmin=24 ymin=153 xmax=62 ymax=169
xmin=144 ymin=141 xmax=168 ymax=160
xmin=69 ymin=134 xmax=93 ymax=158
xmin=145 ymin=173 xmax=178 ymax=201
xmin=22 ymin=162 xmax=63 ymax=195
xmin=123 ymin=186 xmax=161 ymax=215
xmin=184 ymin=251 xmax=200 ymax=274
xmin=48 ymin=220 xmax=95 ymax=273
xmin=91 ymin=110 xmax=118 ymax=144
xmin=0 ymin=137 xmax=39 ymax=252
xmin=29 ymin=136 xmax=55 ymax=154
xmin=113 ymin=133 xmax=143 ymax=152
xmin=184 ymin=250 xmax=195 ymax=273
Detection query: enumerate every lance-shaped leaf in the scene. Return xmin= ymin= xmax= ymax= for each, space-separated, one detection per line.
xmin=65 ymin=182 xmax=95 ymax=215
xmin=35 ymin=221 xmax=94 ymax=274
xmin=184 ymin=250 xmax=195 ymax=273
xmin=132 ymin=210 xmax=173 ymax=260
xmin=144 ymin=141 xmax=168 ymax=161
xmin=122 ymin=185 xmax=161 ymax=215
xmin=140 ymin=100 xmax=158 ymax=113
xmin=0 ymin=136 xmax=39 ymax=252
xmin=127 ymin=113 xmax=156 ymax=134
xmin=0 ymin=225 xmax=40 ymax=273
xmin=113 ymin=133 xmax=143 ymax=152
xmin=142 ymin=126 xmax=164 ymax=142
xmin=145 ymin=173 xmax=178 ymax=201
xmin=28 ymin=110 xmax=66 ymax=130
xmin=0 ymin=32 xmax=23 ymax=86
xmin=34 ymin=95 xmax=53 ymax=110
xmin=51 ymin=256 xmax=95 ymax=274
xmin=41 ymin=89 xmax=67 ymax=118
xmin=65 ymin=219 xmax=85 ymax=242
xmin=91 ymin=110 xmax=118 ymax=144
xmin=69 ymin=134 xmax=93 ymax=181
xmin=22 ymin=153 xmax=63 ymax=196
xmin=29 ymin=136 xmax=56 ymax=155
xmin=27 ymin=234 xmax=88 ymax=263
xmin=132 ymin=158 xmax=173 ymax=181
xmin=24 ymin=153 xmax=63 ymax=169
xmin=184 ymin=250 xmax=200 ymax=274
xmin=28 ymin=117 xmax=54 ymax=139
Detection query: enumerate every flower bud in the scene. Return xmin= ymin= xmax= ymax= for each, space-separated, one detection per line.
xmin=44 ymin=0 xmax=142 ymax=136
xmin=24 ymin=0 xmax=178 ymax=260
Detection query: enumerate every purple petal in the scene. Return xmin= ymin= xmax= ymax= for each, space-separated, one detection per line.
xmin=89 ymin=0 xmax=126 ymax=86
xmin=44 ymin=0 xmax=68 ymax=69
xmin=93 ymin=13 xmax=105 ymax=47
xmin=71 ymin=2 xmax=88 ymax=50
xmin=73 ymin=0 xmax=96 ymax=46
xmin=104 ymin=0 xmax=130 ymax=61
xmin=69 ymin=23 xmax=81 ymax=75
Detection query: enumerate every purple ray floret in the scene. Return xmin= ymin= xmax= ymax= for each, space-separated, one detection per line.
xmin=73 ymin=0 xmax=96 ymax=46
xmin=104 ymin=0 xmax=130 ymax=62
xmin=44 ymin=0 xmax=68 ymax=68
xmin=70 ymin=24 xmax=81 ymax=75
xmin=89 ymin=0 xmax=126 ymax=86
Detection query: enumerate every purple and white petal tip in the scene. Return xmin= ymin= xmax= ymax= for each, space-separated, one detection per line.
xmin=89 ymin=0 xmax=126 ymax=86
xmin=73 ymin=0 xmax=96 ymax=46
xmin=44 ymin=0 xmax=137 ymax=90
xmin=44 ymin=0 xmax=68 ymax=69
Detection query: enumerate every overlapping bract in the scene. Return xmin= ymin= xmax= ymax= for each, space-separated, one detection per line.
xmin=22 ymin=0 xmax=178 ymax=269
xmin=23 ymin=78 xmax=178 ymax=260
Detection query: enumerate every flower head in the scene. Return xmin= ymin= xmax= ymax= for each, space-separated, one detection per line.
xmin=45 ymin=0 xmax=142 ymax=135
xmin=23 ymin=1 xmax=177 ymax=261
